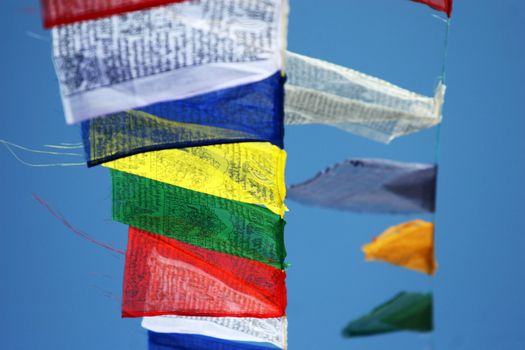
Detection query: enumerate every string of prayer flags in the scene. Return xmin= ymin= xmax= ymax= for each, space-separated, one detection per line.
xmin=288 ymin=159 xmax=436 ymax=214
xmin=38 ymin=0 xmax=455 ymax=347
xmin=284 ymin=52 xmax=446 ymax=143
xmin=104 ymin=142 xmax=288 ymax=217
xmin=111 ymin=170 xmax=286 ymax=269
xmin=82 ymin=73 xmax=285 ymax=166
xmin=51 ymin=0 xmax=288 ymax=124
xmin=343 ymin=292 xmax=433 ymax=337
xmin=123 ymin=227 xmax=287 ymax=318
xmin=143 ymin=316 xmax=287 ymax=349
xmin=412 ymin=0 xmax=453 ymax=17
xmin=41 ymin=0 xmax=189 ymax=28
xmin=148 ymin=331 xmax=277 ymax=350
xmin=362 ymin=220 xmax=437 ymax=275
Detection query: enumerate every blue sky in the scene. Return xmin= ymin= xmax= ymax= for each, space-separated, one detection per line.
xmin=1 ymin=0 xmax=524 ymax=349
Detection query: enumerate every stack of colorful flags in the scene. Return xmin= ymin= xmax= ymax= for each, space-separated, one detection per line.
xmin=43 ymin=0 xmax=290 ymax=348
xmin=41 ymin=0 xmax=453 ymax=347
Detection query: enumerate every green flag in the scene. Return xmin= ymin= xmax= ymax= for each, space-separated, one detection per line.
xmin=111 ymin=170 xmax=286 ymax=269
xmin=343 ymin=292 xmax=433 ymax=337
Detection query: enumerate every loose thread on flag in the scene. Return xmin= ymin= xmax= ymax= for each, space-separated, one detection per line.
xmin=32 ymin=193 xmax=125 ymax=255
xmin=0 ymin=138 xmax=85 ymax=167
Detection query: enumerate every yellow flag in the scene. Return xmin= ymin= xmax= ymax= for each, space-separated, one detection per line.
xmin=362 ymin=220 xmax=437 ymax=275
xmin=103 ymin=142 xmax=287 ymax=217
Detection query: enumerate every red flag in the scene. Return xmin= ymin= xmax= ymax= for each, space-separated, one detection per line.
xmin=41 ymin=0 xmax=189 ymax=28
xmin=412 ymin=0 xmax=453 ymax=17
xmin=123 ymin=227 xmax=287 ymax=318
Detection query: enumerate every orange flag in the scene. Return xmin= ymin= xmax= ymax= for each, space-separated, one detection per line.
xmin=362 ymin=220 xmax=437 ymax=275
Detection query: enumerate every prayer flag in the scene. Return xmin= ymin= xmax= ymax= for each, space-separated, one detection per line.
xmin=287 ymin=159 xmax=436 ymax=214
xmin=412 ymin=0 xmax=453 ymax=17
xmin=123 ymin=227 xmax=287 ymax=318
xmin=143 ymin=316 xmax=287 ymax=349
xmin=148 ymin=331 xmax=276 ymax=350
xmin=362 ymin=220 xmax=436 ymax=275
xmin=50 ymin=0 xmax=288 ymax=123
xmin=111 ymin=170 xmax=286 ymax=268
xmin=104 ymin=142 xmax=288 ymax=217
xmin=343 ymin=292 xmax=433 ymax=337
xmin=41 ymin=0 xmax=189 ymax=28
xmin=285 ymin=52 xmax=445 ymax=143
xmin=82 ymin=72 xmax=285 ymax=167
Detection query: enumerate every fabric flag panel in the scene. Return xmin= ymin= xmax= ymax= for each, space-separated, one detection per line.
xmin=148 ymin=331 xmax=276 ymax=350
xmin=284 ymin=52 xmax=446 ymax=143
xmin=412 ymin=0 xmax=453 ymax=17
xmin=104 ymin=142 xmax=287 ymax=217
xmin=123 ymin=227 xmax=287 ymax=318
xmin=343 ymin=292 xmax=433 ymax=337
xmin=362 ymin=220 xmax=436 ymax=275
xmin=287 ymin=159 xmax=436 ymax=214
xmin=41 ymin=0 xmax=188 ymax=28
xmin=82 ymin=72 xmax=285 ymax=167
xmin=111 ymin=170 xmax=286 ymax=269
xmin=143 ymin=316 xmax=287 ymax=349
xmin=51 ymin=0 xmax=289 ymax=124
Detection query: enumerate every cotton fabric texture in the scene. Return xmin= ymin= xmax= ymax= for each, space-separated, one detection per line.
xmin=81 ymin=72 xmax=285 ymax=167
xmin=104 ymin=142 xmax=288 ymax=217
xmin=51 ymin=0 xmax=289 ymax=123
xmin=123 ymin=227 xmax=287 ymax=318
xmin=142 ymin=316 xmax=287 ymax=349
xmin=111 ymin=170 xmax=286 ymax=269
xmin=362 ymin=220 xmax=436 ymax=275
xmin=343 ymin=292 xmax=433 ymax=337
xmin=284 ymin=52 xmax=445 ymax=143
xmin=287 ymin=159 xmax=436 ymax=214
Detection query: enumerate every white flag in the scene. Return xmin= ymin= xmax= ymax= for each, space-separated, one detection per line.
xmin=142 ymin=316 xmax=287 ymax=349
xmin=52 ymin=0 xmax=289 ymax=124
xmin=285 ymin=52 xmax=445 ymax=143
